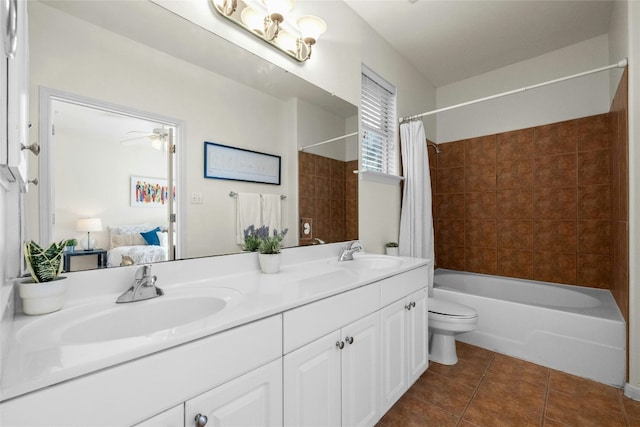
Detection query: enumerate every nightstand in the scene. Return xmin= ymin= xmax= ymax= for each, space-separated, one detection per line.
xmin=63 ymin=248 xmax=107 ymax=272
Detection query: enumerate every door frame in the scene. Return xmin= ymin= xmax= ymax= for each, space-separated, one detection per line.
xmin=38 ymin=86 xmax=187 ymax=259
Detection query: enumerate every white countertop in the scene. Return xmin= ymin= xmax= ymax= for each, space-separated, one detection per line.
xmin=1 ymin=245 xmax=430 ymax=401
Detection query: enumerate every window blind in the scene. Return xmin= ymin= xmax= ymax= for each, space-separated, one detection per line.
xmin=361 ymin=67 xmax=397 ymax=175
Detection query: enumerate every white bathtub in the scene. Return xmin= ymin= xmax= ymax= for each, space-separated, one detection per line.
xmin=433 ymin=269 xmax=626 ymax=386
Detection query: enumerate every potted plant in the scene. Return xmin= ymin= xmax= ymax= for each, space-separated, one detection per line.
xmin=385 ymin=241 xmax=399 ymax=256
xmin=20 ymin=240 xmax=69 ymax=315
xmin=242 ymin=225 xmax=269 ymax=252
xmin=258 ymin=228 xmax=288 ymax=274
xmin=64 ymin=238 xmax=77 ymax=253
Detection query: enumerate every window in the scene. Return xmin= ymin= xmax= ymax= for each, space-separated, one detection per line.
xmin=360 ymin=66 xmax=397 ymax=175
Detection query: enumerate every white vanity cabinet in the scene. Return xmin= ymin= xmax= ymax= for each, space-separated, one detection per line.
xmin=380 ymin=288 xmax=428 ymax=413
xmin=185 ymin=358 xmax=282 ymax=427
xmin=134 ymin=405 xmax=184 ymax=427
xmin=284 ymin=311 xmax=380 ymax=427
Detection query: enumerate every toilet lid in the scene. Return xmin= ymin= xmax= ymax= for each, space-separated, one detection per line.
xmin=429 ymin=298 xmax=477 ymax=319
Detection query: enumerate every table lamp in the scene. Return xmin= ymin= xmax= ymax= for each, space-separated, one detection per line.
xmin=76 ymin=217 xmax=102 ymax=251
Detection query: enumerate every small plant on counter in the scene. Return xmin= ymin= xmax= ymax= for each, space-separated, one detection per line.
xmin=242 ymin=225 xmax=269 ymax=251
xmin=385 ymin=242 xmax=399 ymax=248
xmin=23 ymin=240 xmax=69 ymax=283
xmin=258 ymin=228 xmax=289 ymax=254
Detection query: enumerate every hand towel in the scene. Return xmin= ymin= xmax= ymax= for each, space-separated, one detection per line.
xmin=236 ymin=193 xmax=262 ymax=245
xmin=261 ymin=194 xmax=282 ymax=235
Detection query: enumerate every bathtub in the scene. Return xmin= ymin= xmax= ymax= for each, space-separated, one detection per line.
xmin=433 ymin=269 xmax=626 ymax=386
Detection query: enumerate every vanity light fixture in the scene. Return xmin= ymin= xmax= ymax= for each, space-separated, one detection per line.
xmin=211 ymin=0 xmax=326 ymax=62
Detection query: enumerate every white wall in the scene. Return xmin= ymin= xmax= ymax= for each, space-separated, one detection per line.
xmin=436 ymin=35 xmax=613 ymax=143
xmin=608 ymin=1 xmax=629 ymax=99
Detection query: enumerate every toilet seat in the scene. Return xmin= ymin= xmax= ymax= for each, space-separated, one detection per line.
xmin=429 ymin=298 xmax=477 ymax=319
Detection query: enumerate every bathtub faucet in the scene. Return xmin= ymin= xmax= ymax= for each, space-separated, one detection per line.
xmin=338 ymin=240 xmax=363 ymax=261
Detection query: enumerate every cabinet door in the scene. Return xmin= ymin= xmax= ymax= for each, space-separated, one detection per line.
xmin=185 ymin=359 xmax=282 ymax=427
xmin=134 ymin=405 xmax=184 ymax=427
xmin=284 ymin=330 xmax=341 ymax=427
xmin=342 ymin=312 xmax=380 ymax=427
xmin=379 ymin=299 xmax=407 ymax=414
xmin=407 ymin=288 xmax=428 ymax=385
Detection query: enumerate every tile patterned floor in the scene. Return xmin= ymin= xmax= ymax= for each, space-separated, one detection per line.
xmin=377 ymin=342 xmax=640 ymax=426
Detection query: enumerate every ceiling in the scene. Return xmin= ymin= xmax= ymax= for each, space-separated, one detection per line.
xmin=344 ymin=0 xmax=615 ymax=87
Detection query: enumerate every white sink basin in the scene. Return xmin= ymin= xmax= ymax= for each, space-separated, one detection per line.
xmin=331 ymin=254 xmax=404 ymax=270
xmin=17 ymin=287 xmax=242 ymax=345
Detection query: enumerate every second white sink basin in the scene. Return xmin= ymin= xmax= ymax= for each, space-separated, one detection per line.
xmin=17 ymin=287 xmax=243 ymax=345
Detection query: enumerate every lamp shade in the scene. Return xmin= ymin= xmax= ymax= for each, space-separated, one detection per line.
xmin=277 ymin=30 xmax=298 ymax=53
xmin=297 ymin=15 xmax=327 ymax=43
xmin=76 ymin=217 xmax=103 ymax=232
xmin=241 ymin=6 xmax=264 ymax=32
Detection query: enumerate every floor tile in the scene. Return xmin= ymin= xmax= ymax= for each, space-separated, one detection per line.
xmin=488 ymin=353 xmax=550 ymax=388
xmin=477 ymin=370 xmax=547 ymax=413
xmin=428 ymin=357 xmax=490 ymax=388
xmin=462 ymin=389 xmax=543 ymax=427
xmin=457 ymin=341 xmax=495 ymax=365
xmin=410 ymin=370 xmax=476 ymax=416
xmin=545 ymin=389 xmax=626 ymax=426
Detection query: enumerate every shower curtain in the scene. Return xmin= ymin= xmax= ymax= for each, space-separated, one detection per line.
xmin=398 ymin=120 xmax=434 ymax=264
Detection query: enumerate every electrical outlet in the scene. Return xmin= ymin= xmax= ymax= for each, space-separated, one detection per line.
xmin=191 ymin=192 xmax=203 ymax=204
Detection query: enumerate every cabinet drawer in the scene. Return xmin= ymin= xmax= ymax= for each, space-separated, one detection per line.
xmin=380 ymin=266 xmax=429 ymax=307
xmin=283 ymin=283 xmax=380 ymax=354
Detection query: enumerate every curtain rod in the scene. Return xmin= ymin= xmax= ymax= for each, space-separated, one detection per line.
xmin=299 ymin=131 xmax=359 ymax=152
xmin=400 ymin=58 xmax=628 ymax=124
xmin=229 ymin=191 xmax=286 ymax=200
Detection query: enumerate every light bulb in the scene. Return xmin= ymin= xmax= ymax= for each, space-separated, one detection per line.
xmin=241 ymin=7 xmax=264 ymax=33
xmin=262 ymin=0 xmax=295 ymax=23
xmin=277 ymin=31 xmax=297 ymax=54
xmin=297 ymin=15 xmax=326 ymax=44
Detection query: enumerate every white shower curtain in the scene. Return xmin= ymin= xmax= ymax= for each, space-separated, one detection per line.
xmin=398 ymin=120 xmax=434 ymax=264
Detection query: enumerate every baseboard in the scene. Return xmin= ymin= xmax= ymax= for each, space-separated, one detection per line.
xmin=625 ymin=383 xmax=640 ymax=401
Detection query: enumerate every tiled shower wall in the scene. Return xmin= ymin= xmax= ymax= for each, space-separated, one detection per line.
xmin=432 ymin=70 xmax=629 ymax=308
xmin=609 ymin=68 xmax=629 ymax=322
xmin=299 ymin=152 xmax=358 ymax=245
xmin=433 ymin=114 xmax=613 ymax=289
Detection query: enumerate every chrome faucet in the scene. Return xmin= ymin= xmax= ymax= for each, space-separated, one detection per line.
xmin=116 ymin=265 xmax=164 ymax=303
xmin=338 ymin=240 xmax=363 ymax=261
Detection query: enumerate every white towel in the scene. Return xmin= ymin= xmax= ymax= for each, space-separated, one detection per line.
xmin=261 ymin=194 xmax=282 ymax=235
xmin=236 ymin=193 xmax=262 ymax=245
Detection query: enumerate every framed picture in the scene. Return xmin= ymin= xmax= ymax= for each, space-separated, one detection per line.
xmin=204 ymin=142 xmax=281 ymax=185
xmin=130 ymin=176 xmax=175 ymax=208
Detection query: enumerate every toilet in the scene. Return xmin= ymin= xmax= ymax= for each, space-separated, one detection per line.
xmin=428 ymin=297 xmax=478 ymax=365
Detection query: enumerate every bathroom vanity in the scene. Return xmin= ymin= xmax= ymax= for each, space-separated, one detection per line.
xmin=0 ymin=244 xmax=431 ymax=426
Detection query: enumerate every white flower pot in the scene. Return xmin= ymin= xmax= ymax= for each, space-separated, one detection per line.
xmin=18 ymin=278 xmax=67 ymax=315
xmin=259 ymin=253 xmax=281 ymax=274
xmin=385 ymin=247 xmax=399 ymax=256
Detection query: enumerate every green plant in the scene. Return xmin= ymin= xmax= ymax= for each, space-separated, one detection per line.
xmin=385 ymin=241 xmax=399 ymax=248
xmin=23 ymin=240 xmax=69 ymax=283
xmin=65 ymin=238 xmax=78 ymax=247
xmin=242 ymin=225 xmax=269 ymax=251
xmin=258 ymin=228 xmax=288 ymax=255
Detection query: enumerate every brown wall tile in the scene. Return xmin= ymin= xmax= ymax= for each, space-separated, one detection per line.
xmin=299 ymin=197 xmax=315 ymax=219
xmin=299 ymin=173 xmax=315 ymax=196
xmin=534 ymin=252 xmax=576 ymax=284
xmin=330 ymin=159 xmax=345 ymax=181
xmin=534 ymin=121 xmax=576 ymax=157
xmin=436 ymin=193 xmax=465 ymax=219
xmin=315 ymin=176 xmax=330 ymax=200
xmin=497 ymin=189 xmax=534 ymax=219
xmin=330 ymin=178 xmax=346 ymax=200
xmin=535 ymin=154 xmax=577 ymax=188
xmin=437 ymin=140 xmax=465 ymax=168
xmin=465 ymin=247 xmax=497 ymax=275
xmin=497 ymin=158 xmax=534 ymax=190
xmin=576 ymin=114 xmax=610 ymax=152
xmin=436 ymin=219 xmax=465 ymax=246
xmin=497 ymin=128 xmax=534 ymax=161
xmin=534 ymin=220 xmax=577 ymax=253
xmin=578 ymin=220 xmax=610 ymax=254
xmin=466 ymin=163 xmax=496 ymax=192
xmin=465 ymin=135 xmax=496 ymax=164
xmin=437 ymin=167 xmax=465 ymax=194
xmin=466 ymin=192 xmax=496 ymax=219
xmin=315 ymin=156 xmax=331 ymax=178
xmin=497 ymin=219 xmax=534 ymax=250
xmin=577 ymin=254 xmax=611 ymax=288
xmin=578 ymin=185 xmax=611 ymax=219
xmin=578 ymin=150 xmax=610 ymax=186
xmin=497 ymin=249 xmax=534 ymax=279
xmin=437 ymin=244 xmax=465 ymax=270
xmin=465 ymin=220 xmax=497 ymax=248
xmin=298 ymin=152 xmax=314 ymax=176
xmin=534 ymin=187 xmax=576 ymax=220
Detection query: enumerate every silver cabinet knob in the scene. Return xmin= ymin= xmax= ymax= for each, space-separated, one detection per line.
xmin=194 ymin=413 xmax=208 ymax=427
xmin=411 ymin=301 xmax=416 ymax=308
xmin=336 ymin=340 xmax=344 ymax=349
xmin=345 ymin=336 xmax=354 ymax=344
xmin=21 ymin=142 xmax=40 ymax=156
xmin=404 ymin=303 xmax=411 ymax=311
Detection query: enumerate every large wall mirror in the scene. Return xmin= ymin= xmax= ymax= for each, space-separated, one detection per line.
xmin=28 ymin=0 xmax=358 ymax=271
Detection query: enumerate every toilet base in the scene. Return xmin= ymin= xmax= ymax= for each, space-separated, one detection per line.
xmin=429 ymin=331 xmax=459 ymax=365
